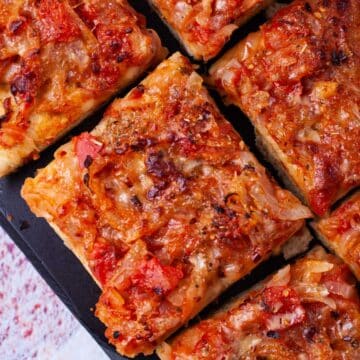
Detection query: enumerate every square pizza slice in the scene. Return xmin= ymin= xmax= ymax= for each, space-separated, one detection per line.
xmin=158 ymin=246 xmax=360 ymax=360
xmin=0 ymin=0 xmax=166 ymax=176
xmin=312 ymin=191 xmax=360 ymax=280
xmin=149 ymin=0 xmax=273 ymax=61
xmin=209 ymin=0 xmax=360 ymax=216
xmin=22 ymin=53 xmax=311 ymax=357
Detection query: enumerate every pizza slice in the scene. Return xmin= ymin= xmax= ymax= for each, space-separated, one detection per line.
xmin=158 ymin=246 xmax=360 ymax=360
xmin=22 ymin=53 xmax=311 ymax=357
xmin=0 ymin=0 xmax=166 ymax=177
xmin=312 ymin=192 xmax=360 ymax=280
xmin=209 ymin=0 xmax=360 ymax=216
xmin=149 ymin=0 xmax=273 ymax=61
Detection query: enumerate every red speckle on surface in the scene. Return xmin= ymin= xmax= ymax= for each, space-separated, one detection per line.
xmin=0 ymin=228 xmax=77 ymax=359
xmin=5 ymin=242 xmax=14 ymax=252
xmin=31 ymin=304 xmax=41 ymax=314
xmin=23 ymin=328 xmax=33 ymax=338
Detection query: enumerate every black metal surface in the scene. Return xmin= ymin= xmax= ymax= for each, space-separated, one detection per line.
xmin=0 ymin=2 xmax=317 ymax=359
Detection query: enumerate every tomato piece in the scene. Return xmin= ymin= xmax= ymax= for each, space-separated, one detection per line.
xmin=75 ymin=133 xmax=103 ymax=169
xmin=191 ymin=22 xmax=213 ymax=44
xmin=263 ymin=286 xmax=305 ymax=330
xmin=308 ymin=188 xmax=334 ymax=217
xmin=263 ymin=286 xmax=301 ymax=313
xmin=194 ymin=325 xmax=230 ymax=357
xmin=321 ymin=263 xmax=353 ymax=284
xmin=88 ymin=241 xmax=125 ymax=286
xmin=337 ymin=218 xmax=352 ymax=234
xmin=262 ymin=4 xmax=311 ymax=50
xmin=132 ymin=257 xmax=183 ymax=296
xmin=38 ymin=0 xmax=80 ymax=43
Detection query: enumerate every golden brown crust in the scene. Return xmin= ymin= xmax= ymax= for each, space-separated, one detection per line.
xmin=47 ymin=216 xmax=102 ymax=289
xmin=158 ymin=246 xmax=360 ymax=359
xmin=312 ymin=191 xmax=360 ymax=280
xmin=22 ymin=52 xmax=311 ymax=357
xmin=149 ymin=0 xmax=273 ymax=61
xmin=209 ymin=0 xmax=360 ymax=216
xmin=0 ymin=0 xmax=166 ymax=176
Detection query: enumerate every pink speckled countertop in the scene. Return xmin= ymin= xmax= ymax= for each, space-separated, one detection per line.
xmin=0 ymin=227 xmax=108 ymax=360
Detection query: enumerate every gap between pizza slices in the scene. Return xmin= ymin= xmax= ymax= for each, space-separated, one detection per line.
xmin=0 ymin=0 xmax=166 ymax=177
xmin=22 ymin=53 xmax=312 ymax=357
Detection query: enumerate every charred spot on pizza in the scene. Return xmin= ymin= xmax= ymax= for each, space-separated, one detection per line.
xmin=83 ymin=155 xmax=93 ymax=169
xmin=130 ymin=138 xmax=155 ymax=152
xmin=252 ymin=252 xmax=262 ymax=263
xmin=83 ymin=173 xmax=90 ymax=187
xmin=131 ymin=84 xmax=146 ymax=99
xmin=336 ymin=0 xmax=349 ymax=12
xmin=331 ymin=50 xmax=348 ymax=66
xmin=343 ymin=336 xmax=360 ymax=348
xmin=266 ymin=330 xmax=280 ymax=339
xmin=146 ymin=151 xmax=176 ymax=179
xmin=212 ymin=204 xmax=226 ymax=214
xmin=10 ymin=72 xmax=37 ymax=101
xmin=9 ymin=18 xmax=26 ymax=34
xmin=130 ymin=195 xmax=142 ymax=209
xmin=91 ymin=61 xmax=101 ymax=75
xmin=0 ymin=98 xmax=13 ymax=124
xmin=303 ymin=326 xmax=317 ymax=342
xmin=304 ymin=2 xmax=312 ymax=12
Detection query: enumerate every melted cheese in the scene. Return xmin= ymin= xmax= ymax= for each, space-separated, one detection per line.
xmin=22 ymin=53 xmax=310 ymax=357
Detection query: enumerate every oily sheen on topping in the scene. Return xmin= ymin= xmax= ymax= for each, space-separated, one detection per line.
xmin=0 ymin=0 xmax=164 ymax=176
xmin=209 ymin=0 xmax=360 ymax=215
xmin=22 ymin=53 xmax=311 ymax=357
xmin=158 ymin=247 xmax=360 ymax=360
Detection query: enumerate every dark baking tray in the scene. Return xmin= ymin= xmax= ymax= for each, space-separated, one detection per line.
xmin=0 ymin=1 xmax=318 ymax=359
